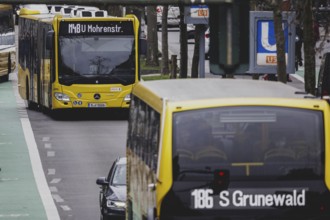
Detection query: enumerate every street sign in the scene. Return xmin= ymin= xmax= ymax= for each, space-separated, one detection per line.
xmin=256 ymin=20 xmax=289 ymax=66
xmin=190 ymin=5 xmax=209 ymax=18
xmin=248 ymin=11 xmax=296 ymax=74
xmin=184 ymin=5 xmax=209 ymax=24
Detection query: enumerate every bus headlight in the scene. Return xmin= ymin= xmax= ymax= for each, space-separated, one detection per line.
xmin=124 ymin=94 xmax=131 ymax=102
xmin=54 ymin=92 xmax=70 ymax=102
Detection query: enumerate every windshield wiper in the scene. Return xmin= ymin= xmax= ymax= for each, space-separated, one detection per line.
xmin=96 ymin=74 xmax=132 ymax=85
xmin=60 ymin=75 xmax=87 ymax=86
xmin=175 ymin=167 xmax=213 ymax=181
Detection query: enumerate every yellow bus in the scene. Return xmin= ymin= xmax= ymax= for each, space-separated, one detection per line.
xmin=0 ymin=4 xmax=16 ymax=82
xmin=127 ymin=78 xmax=330 ymax=220
xmin=18 ymin=5 xmax=140 ymax=111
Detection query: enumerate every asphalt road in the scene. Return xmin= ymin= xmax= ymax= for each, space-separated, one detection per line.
xmin=27 ymin=106 xmax=128 ymax=220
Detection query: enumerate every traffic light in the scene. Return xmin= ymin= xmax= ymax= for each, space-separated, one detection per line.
xmin=209 ymin=0 xmax=250 ymax=75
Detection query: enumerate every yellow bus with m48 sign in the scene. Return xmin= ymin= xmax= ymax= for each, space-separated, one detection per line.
xmin=127 ymin=78 xmax=330 ymax=220
xmin=18 ymin=6 xmax=139 ymax=112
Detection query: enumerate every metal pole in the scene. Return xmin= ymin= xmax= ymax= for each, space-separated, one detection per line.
xmin=199 ymin=30 xmax=206 ymax=78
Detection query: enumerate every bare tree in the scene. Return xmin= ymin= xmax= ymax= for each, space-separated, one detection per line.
xmin=106 ymin=5 xmax=124 ymax=17
xmin=302 ymin=0 xmax=316 ymax=94
xmin=161 ymin=5 xmax=169 ymax=75
xmin=146 ymin=6 xmax=159 ymax=66
xmin=179 ymin=5 xmax=188 ymax=78
xmin=191 ymin=24 xmax=207 ymax=78
xmin=272 ymin=0 xmax=287 ymax=83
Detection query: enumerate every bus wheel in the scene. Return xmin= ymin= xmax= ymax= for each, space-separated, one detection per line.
xmin=2 ymin=74 xmax=9 ymax=82
xmin=26 ymin=81 xmax=33 ymax=110
xmin=40 ymin=105 xmax=48 ymax=114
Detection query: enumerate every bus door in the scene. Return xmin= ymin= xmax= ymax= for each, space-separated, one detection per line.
xmin=45 ymin=29 xmax=54 ymax=109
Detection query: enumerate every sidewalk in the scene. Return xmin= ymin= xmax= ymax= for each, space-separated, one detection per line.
xmin=0 ymin=76 xmax=58 ymax=219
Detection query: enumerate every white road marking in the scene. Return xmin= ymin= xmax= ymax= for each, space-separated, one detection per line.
xmin=0 ymin=178 xmax=19 ymax=181
xmin=60 ymin=205 xmax=71 ymax=211
xmin=50 ymin=178 xmax=61 ymax=184
xmin=52 ymin=194 xmax=64 ymax=203
xmin=0 ymin=142 xmax=12 ymax=145
xmin=47 ymin=151 xmax=55 ymax=157
xmin=42 ymin=137 xmax=50 ymax=142
xmin=20 ymin=118 xmax=60 ymax=220
xmin=0 ymin=214 xmax=30 ymax=217
xmin=48 ymin=169 xmax=56 ymax=175
xmin=44 ymin=143 xmax=52 ymax=149
xmin=49 ymin=186 xmax=58 ymax=193
xmin=12 ymin=76 xmax=60 ymax=219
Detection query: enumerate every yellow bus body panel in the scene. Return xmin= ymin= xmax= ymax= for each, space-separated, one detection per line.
xmin=51 ymin=83 xmax=133 ymax=109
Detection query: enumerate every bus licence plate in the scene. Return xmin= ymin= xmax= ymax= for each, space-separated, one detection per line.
xmin=88 ymin=103 xmax=106 ymax=108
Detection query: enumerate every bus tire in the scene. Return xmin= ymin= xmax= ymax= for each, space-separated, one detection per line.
xmin=26 ymin=80 xmax=33 ymax=110
xmin=1 ymin=54 xmax=11 ymax=82
xmin=2 ymin=74 xmax=9 ymax=82
xmin=41 ymin=105 xmax=48 ymax=114
xmin=8 ymin=53 xmax=11 ymax=74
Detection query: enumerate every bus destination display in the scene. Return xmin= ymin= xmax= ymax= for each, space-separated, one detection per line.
xmin=59 ymin=21 xmax=134 ymax=35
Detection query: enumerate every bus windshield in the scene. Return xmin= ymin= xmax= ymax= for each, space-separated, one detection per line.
xmin=58 ymin=35 xmax=135 ymax=85
xmin=172 ymin=106 xmax=324 ymax=182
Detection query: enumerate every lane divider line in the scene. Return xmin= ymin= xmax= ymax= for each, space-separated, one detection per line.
xmin=52 ymin=195 xmax=64 ymax=203
xmin=47 ymin=151 xmax=55 ymax=157
xmin=44 ymin=143 xmax=52 ymax=149
xmin=48 ymin=169 xmax=56 ymax=175
xmin=50 ymin=178 xmax=61 ymax=184
xmin=60 ymin=206 xmax=71 ymax=211
xmin=21 ymin=118 xmax=61 ymax=220
xmin=12 ymin=77 xmax=60 ymax=220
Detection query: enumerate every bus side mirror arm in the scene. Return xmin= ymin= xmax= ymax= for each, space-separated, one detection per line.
xmin=148 ymin=183 xmax=156 ymax=191
xmin=148 ymin=178 xmax=162 ymax=191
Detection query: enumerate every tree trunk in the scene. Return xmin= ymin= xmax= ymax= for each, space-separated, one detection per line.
xmin=105 ymin=5 xmax=123 ymax=17
xmin=273 ymin=0 xmax=287 ymax=83
xmin=161 ymin=6 xmax=169 ymax=75
xmin=179 ymin=5 xmax=188 ymax=78
xmin=303 ymin=0 xmax=316 ymax=95
xmin=191 ymin=24 xmax=207 ymax=78
xmin=146 ymin=6 xmax=159 ymax=66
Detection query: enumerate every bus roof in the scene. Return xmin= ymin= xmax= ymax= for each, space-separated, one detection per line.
xmin=132 ymin=79 xmax=325 ymax=113
xmin=19 ymin=4 xmax=49 ymax=15
xmin=135 ymin=79 xmax=309 ymax=101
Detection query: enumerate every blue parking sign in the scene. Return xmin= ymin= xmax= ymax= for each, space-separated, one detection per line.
xmin=249 ymin=11 xmax=296 ymax=74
